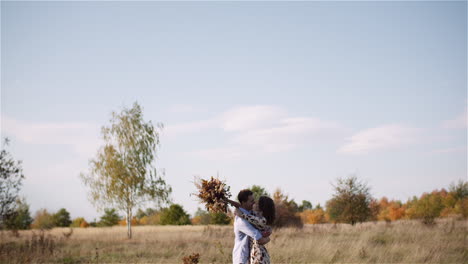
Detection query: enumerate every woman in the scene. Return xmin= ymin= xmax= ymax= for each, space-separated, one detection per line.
xmin=228 ymin=196 xmax=276 ymax=264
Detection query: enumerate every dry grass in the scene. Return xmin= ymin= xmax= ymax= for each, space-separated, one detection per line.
xmin=0 ymin=218 xmax=467 ymax=263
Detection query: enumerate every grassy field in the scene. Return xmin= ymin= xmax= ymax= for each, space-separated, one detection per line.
xmin=0 ymin=218 xmax=467 ymax=263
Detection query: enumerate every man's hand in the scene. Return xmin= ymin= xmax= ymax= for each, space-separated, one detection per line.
xmin=257 ymin=237 xmax=270 ymax=245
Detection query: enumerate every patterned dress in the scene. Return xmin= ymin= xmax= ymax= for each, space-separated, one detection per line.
xmin=237 ymin=210 xmax=272 ymax=264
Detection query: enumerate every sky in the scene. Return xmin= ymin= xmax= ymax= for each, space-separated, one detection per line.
xmin=1 ymin=1 xmax=467 ymax=221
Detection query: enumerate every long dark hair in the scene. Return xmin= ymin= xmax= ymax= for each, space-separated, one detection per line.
xmin=258 ymin=196 xmax=275 ymax=225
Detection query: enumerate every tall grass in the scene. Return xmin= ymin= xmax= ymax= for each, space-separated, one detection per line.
xmin=1 ymin=218 xmax=466 ymax=263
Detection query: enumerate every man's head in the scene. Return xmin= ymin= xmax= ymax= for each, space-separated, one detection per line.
xmin=237 ymin=189 xmax=255 ymax=211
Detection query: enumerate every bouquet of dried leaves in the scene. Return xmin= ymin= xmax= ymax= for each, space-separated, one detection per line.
xmin=194 ymin=177 xmax=232 ymax=213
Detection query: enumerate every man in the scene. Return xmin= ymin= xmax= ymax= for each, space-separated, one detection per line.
xmin=231 ymin=189 xmax=270 ymax=264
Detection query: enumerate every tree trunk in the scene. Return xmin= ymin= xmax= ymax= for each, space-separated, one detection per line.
xmin=126 ymin=211 xmax=132 ymax=239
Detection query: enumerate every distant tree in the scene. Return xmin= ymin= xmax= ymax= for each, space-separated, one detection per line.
xmin=80 ymin=102 xmax=172 ymax=238
xmin=273 ymin=189 xmax=303 ymax=228
xmin=250 ymin=185 xmax=270 ymax=200
xmin=300 ymin=208 xmax=326 ymax=224
xmin=210 ymin=212 xmax=231 ymax=225
xmin=4 ymin=197 xmax=33 ymax=230
xmin=408 ymin=192 xmax=445 ymax=225
xmin=136 ymin=209 xmax=147 ymax=219
xmin=454 ymin=198 xmax=468 ymax=218
xmin=160 ymin=204 xmax=191 ymax=225
xmin=368 ymin=198 xmax=381 ymax=221
xmin=0 ymin=138 xmax=25 ymax=229
xmin=99 ymin=208 xmax=120 ymax=227
xmin=326 ymin=176 xmax=373 ymax=225
xmin=31 ymin=209 xmax=55 ymax=229
xmin=449 ymin=180 xmax=468 ymax=200
xmin=89 ymin=219 xmax=98 ymax=227
xmin=298 ymin=200 xmax=313 ymax=212
xmin=70 ymin=217 xmax=88 ymax=228
xmin=53 ymin=208 xmax=72 ymax=227
xmin=191 ymin=208 xmax=211 ymax=225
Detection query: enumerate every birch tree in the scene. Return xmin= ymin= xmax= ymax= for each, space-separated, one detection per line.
xmin=81 ymin=102 xmax=171 ymax=238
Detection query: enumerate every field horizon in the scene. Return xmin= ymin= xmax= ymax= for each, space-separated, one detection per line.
xmin=1 ymin=217 xmax=467 ymax=263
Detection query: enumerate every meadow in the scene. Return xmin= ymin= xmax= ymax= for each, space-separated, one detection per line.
xmin=0 ymin=218 xmax=466 ymax=264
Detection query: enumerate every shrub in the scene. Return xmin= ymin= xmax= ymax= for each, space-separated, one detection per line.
xmin=53 ymin=208 xmax=72 ymax=227
xmin=98 ymin=208 xmax=120 ymax=227
xmin=4 ymin=198 xmax=33 ymax=230
xmin=31 ymin=209 xmax=55 ymax=229
xmin=70 ymin=217 xmax=88 ymax=228
xmin=160 ymin=204 xmax=191 ymax=225
xmin=273 ymin=189 xmax=303 ymax=228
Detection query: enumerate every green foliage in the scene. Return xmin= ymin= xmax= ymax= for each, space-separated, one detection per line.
xmin=4 ymin=198 xmax=33 ymax=230
xmin=0 ymin=138 xmax=25 ymax=229
xmin=98 ymin=208 xmax=120 ymax=227
xmin=406 ymin=192 xmax=444 ymax=224
xmin=53 ymin=208 xmax=72 ymax=227
xmin=298 ymin=200 xmax=313 ymax=212
xmin=209 ymin=212 xmax=231 ymax=225
xmin=136 ymin=209 xmax=147 ymax=219
xmin=160 ymin=204 xmax=191 ymax=225
xmin=449 ymin=180 xmax=468 ymax=200
xmin=192 ymin=208 xmax=211 ymax=225
xmin=326 ymin=176 xmax=373 ymax=225
xmin=32 ymin=209 xmax=55 ymax=229
xmin=80 ymin=102 xmax=172 ymax=238
xmin=191 ymin=208 xmax=231 ymax=225
xmin=70 ymin=217 xmax=88 ymax=228
xmin=250 ymin=185 xmax=270 ymax=200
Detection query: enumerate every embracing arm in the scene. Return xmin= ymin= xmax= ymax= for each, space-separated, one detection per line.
xmin=236 ymin=217 xmax=263 ymax=241
xmin=235 ymin=208 xmax=268 ymax=231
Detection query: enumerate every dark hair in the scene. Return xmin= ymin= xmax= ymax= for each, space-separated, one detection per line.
xmin=259 ymin=196 xmax=276 ymax=225
xmin=237 ymin=189 xmax=253 ymax=204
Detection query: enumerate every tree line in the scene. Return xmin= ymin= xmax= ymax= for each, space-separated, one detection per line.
xmin=2 ymin=179 xmax=466 ymax=230
xmin=1 ymin=102 xmax=466 ymax=237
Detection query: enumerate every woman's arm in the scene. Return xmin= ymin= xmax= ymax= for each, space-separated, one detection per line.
xmin=234 ymin=208 xmax=267 ymax=231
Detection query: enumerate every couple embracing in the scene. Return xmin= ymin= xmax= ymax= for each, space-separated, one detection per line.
xmin=227 ymin=189 xmax=276 ymax=264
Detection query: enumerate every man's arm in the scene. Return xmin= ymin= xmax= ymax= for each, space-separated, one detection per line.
xmin=236 ymin=217 xmax=263 ymax=241
xmin=227 ymin=199 xmax=241 ymax=208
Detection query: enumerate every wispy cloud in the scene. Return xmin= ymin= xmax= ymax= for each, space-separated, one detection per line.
xmin=1 ymin=115 xmax=101 ymax=158
xmin=428 ymin=146 xmax=466 ymax=155
xmin=167 ymin=105 xmax=345 ymax=159
xmin=221 ymin=105 xmax=287 ymax=132
xmin=442 ymin=108 xmax=467 ymax=129
xmin=337 ymin=124 xmax=421 ymax=155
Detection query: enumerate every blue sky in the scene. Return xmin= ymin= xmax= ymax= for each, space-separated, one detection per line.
xmin=1 ymin=1 xmax=467 ymax=221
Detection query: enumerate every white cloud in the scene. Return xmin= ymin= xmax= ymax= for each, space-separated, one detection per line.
xmin=168 ymin=105 xmax=345 ymax=159
xmin=428 ymin=146 xmax=466 ymax=155
xmin=221 ymin=105 xmax=287 ymax=132
xmin=337 ymin=124 xmax=421 ymax=155
xmin=442 ymin=108 xmax=467 ymax=129
xmin=1 ymin=115 xmax=101 ymax=158
xmin=231 ymin=117 xmax=343 ymax=153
